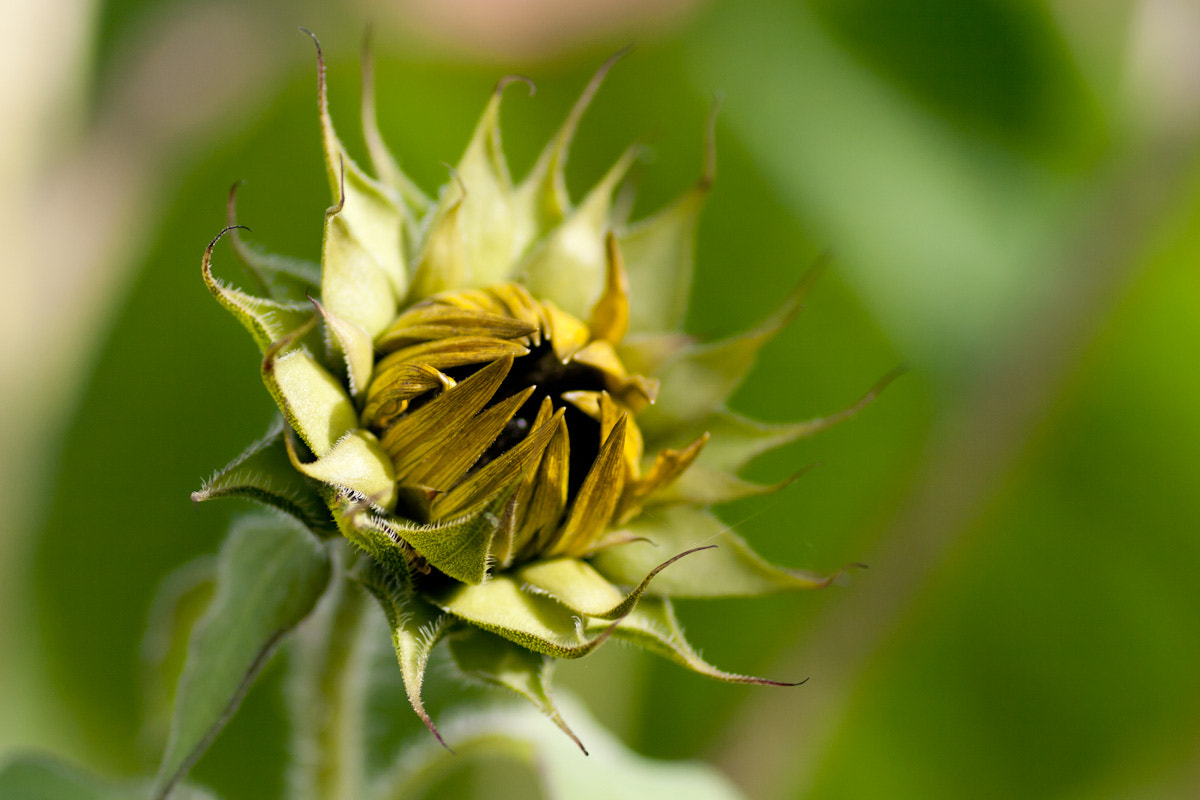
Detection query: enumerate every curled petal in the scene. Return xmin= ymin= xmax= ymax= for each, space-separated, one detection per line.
xmin=546 ymin=414 xmax=628 ymax=558
xmin=201 ymin=227 xmax=313 ymax=353
xmin=588 ymin=233 xmax=630 ymax=344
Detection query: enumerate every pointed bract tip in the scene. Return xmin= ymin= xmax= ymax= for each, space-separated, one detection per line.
xmin=553 ymin=715 xmax=588 ymax=755
xmin=298 ymin=26 xmax=322 ymax=58
xmin=417 ymin=708 xmax=455 ymax=754
xmin=206 ymin=224 xmax=252 ymax=253
xmin=743 ymin=674 xmax=809 ymax=688
xmin=793 ymin=249 xmax=833 ymax=298
xmin=496 ymin=74 xmax=536 ymax=97
xmin=701 ymin=92 xmax=723 ymax=188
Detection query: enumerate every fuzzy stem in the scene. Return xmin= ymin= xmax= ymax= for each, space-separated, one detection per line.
xmin=287 ymin=548 xmax=373 ymax=800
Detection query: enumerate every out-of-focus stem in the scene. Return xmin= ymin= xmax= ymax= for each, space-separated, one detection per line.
xmin=288 ymin=551 xmax=373 ymax=800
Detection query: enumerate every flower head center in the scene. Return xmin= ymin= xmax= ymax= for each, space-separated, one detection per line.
xmin=440 ymin=339 xmax=606 ymax=496
xmin=361 ymin=283 xmax=650 ymax=559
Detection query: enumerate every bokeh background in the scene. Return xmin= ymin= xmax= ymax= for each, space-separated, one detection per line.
xmin=3 ymin=0 xmax=1200 ymax=797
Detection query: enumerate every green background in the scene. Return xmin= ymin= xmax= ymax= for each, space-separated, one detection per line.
xmin=4 ymin=0 xmax=1199 ymax=797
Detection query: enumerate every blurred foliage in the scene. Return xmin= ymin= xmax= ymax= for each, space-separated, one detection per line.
xmin=6 ymin=0 xmax=1199 ymax=798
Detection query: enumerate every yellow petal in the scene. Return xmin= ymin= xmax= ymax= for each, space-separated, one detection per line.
xmin=404 ymin=385 xmax=536 ymax=491
xmin=432 ymin=407 xmax=565 ymax=520
xmin=546 ymin=414 xmax=628 ymax=558
xmin=377 ymin=304 xmax=536 ymax=352
xmin=588 ymin=233 xmax=630 ymax=344
xmin=382 ymin=357 xmax=513 ymax=472
xmin=373 ymin=336 xmax=528 ymax=375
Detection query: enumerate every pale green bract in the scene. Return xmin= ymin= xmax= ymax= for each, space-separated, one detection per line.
xmin=194 ymin=36 xmax=884 ymax=752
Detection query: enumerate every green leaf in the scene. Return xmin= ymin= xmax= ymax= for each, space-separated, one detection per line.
xmin=356 ymin=560 xmax=453 ymax=748
xmin=0 ymin=755 xmax=218 ymax=800
xmin=191 ymin=420 xmax=330 ymax=532
xmin=139 ymin=556 xmax=217 ymax=753
xmin=660 ymin=367 xmax=903 ymax=471
xmin=664 ymin=410 xmax=816 ymax=473
xmin=288 ymin=571 xmax=373 ymax=800
xmin=637 ymin=287 xmax=806 ymax=439
xmin=651 ymin=463 xmax=801 ymax=507
xmin=598 ymin=597 xmax=802 ymax=686
xmin=517 ymin=147 xmax=638 ymax=320
xmin=448 ymin=628 xmax=585 ymax=753
xmin=618 ymin=100 xmax=714 ymax=337
xmin=309 ymin=33 xmax=407 ymax=335
xmin=589 ymin=505 xmax=835 ymax=597
xmin=433 ymin=576 xmax=615 ymax=659
xmin=153 ymin=515 xmax=331 ymax=799
xmin=312 ymin=298 xmax=376 ymax=399
xmin=372 ymin=697 xmax=747 ymax=800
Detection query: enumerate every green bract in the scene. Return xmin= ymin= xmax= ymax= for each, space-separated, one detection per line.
xmin=196 ymin=38 xmax=883 ymax=748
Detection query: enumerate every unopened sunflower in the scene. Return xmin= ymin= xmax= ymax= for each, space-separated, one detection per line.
xmin=195 ymin=38 xmax=888 ymax=749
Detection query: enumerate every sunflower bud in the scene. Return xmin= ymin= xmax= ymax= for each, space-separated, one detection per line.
xmin=195 ymin=35 xmax=891 ymax=749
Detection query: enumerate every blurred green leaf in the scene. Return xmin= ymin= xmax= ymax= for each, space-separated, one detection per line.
xmin=139 ymin=556 xmax=217 ymax=754
xmin=375 ymin=698 xmax=747 ymax=800
xmin=0 ymin=754 xmax=218 ymax=800
xmin=153 ymin=515 xmax=330 ymax=798
xmin=688 ymin=0 xmax=1096 ymax=374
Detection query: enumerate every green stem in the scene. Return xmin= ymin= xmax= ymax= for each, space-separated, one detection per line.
xmin=288 ymin=547 xmax=373 ymax=800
